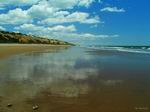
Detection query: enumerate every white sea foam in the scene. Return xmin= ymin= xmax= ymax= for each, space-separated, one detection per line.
xmin=87 ymin=46 xmax=150 ymax=54
xmin=116 ymin=48 xmax=150 ymax=54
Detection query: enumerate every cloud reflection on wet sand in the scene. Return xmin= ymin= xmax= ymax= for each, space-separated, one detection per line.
xmin=0 ymin=47 xmax=150 ymax=112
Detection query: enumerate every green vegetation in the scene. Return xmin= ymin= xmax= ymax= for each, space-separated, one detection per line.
xmin=0 ymin=30 xmax=74 ymax=45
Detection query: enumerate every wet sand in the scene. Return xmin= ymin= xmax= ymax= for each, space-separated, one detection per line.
xmin=0 ymin=44 xmax=70 ymax=59
xmin=0 ymin=46 xmax=150 ymax=112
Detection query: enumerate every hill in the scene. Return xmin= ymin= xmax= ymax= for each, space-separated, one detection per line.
xmin=0 ymin=30 xmax=73 ymax=45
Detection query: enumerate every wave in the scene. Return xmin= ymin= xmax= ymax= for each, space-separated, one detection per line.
xmin=87 ymin=46 xmax=150 ymax=54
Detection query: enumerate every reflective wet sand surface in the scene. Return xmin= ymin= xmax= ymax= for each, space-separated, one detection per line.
xmin=0 ymin=46 xmax=150 ymax=112
xmin=0 ymin=44 xmax=71 ymax=59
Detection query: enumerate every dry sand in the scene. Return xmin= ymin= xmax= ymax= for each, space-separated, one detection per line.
xmin=0 ymin=44 xmax=70 ymax=59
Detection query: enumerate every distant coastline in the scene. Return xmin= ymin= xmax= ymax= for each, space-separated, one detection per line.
xmin=0 ymin=30 xmax=74 ymax=59
xmin=0 ymin=30 xmax=74 ymax=45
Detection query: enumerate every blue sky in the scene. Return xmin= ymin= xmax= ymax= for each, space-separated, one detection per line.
xmin=0 ymin=0 xmax=150 ymax=45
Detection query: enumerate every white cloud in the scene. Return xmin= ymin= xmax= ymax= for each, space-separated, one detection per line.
xmin=47 ymin=0 xmax=78 ymax=9
xmin=0 ymin=0 xmax=95 ymax=9
xmin=0 ymin=0 xmax=39 ymax=6
xmin=48 ymin=25 xmax=76 ymax=32
xmin=40 ymin=12 xmax=100 ymax=25
xmin=15 ymin=24 xmax=76 ymax=33
xmin=78 ymin=0 xmax=95 ymax=7
xmin=0 ymin=8 xmax=30 ymax=25
xmin=51 ymin=33 xmax=119 ymax=45
xmin=27 ymin=0 xmax=100 ymax=24
xmin=47 ymin=0 xmax=95 ymax=9
xmin=61 ymin=33 xmax=119 ymax=40
xmin=0 ymin=0 xmax=100 ymax=25
xmin=54 ymin=11 xmax=70 ymax=17
xmin=27 ymin=1 xmax=56 ymax=19
xmin=101 ymin=7 xmax=125 ymax=12
xmin=14 ymin=23 xmax=118 ymax=42
xmin=0 ymin=0 xmax=110 ymax=45
xmin=15 ymin=24 xmax=44 ymax=32
xmin=0 ymin=26 xmax=5 ymax=30
xmin=81 ymin=16 xmax=100 ymax=24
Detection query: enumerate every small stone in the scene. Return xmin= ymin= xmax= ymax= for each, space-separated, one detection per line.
xmin=32 ymin=105 xmax=39 ymax=110
xmin=7 ymin=104 xmax=12 ymax=107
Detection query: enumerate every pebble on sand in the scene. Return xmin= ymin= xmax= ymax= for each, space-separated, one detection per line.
xmin=32 ymin=105 xmax=39 ymax=110
xmin=7 ymin=104 xmax=12 ymax=107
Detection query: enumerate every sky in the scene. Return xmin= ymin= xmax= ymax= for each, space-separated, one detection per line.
xmin=0 ymin=0 xmax=150 ymax=45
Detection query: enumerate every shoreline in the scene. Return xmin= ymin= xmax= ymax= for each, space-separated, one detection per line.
xmin=0 ymin=44 xmax=71 ymax=59
xmin=0 ymin=44 xmax=150 ymax=112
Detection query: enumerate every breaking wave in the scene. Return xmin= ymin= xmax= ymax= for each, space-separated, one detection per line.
xmin=87 ymin=46 xmax=150 ymax=54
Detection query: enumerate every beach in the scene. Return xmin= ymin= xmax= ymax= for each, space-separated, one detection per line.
xmin=0 ymin=46 xmax=150 ymax=112
xmin=0 ymin=44 xmax=70 ymax=59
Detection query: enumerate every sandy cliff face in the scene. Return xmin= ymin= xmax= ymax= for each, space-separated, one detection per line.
xmin=0 ymin=30 xmax=72 ymax=45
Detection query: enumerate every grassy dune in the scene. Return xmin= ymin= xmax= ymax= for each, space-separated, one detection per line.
xmin=0 ymin=30 xmax=73 ymax=45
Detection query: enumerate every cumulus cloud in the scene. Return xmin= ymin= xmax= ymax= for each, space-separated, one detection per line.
xmin=27 ymin=1 xmax=56 ymax=19
xmin=101 ymin=7 xmax=125 ymax=12
xmin=0 ymin=8 xmax=30 ymax=25
xmin=47 ymin=0 xmax=79 ymax=9
xmin=0 ymin=0 xmax=39 ymax=6
xmin=0 ymin=0 xmax=118 ymax=44
xmin=15 ymin=24 xmax=44 ymax=32
xmin=59 ymin=33 xmax=119 ymax=40
xmin=0 ymin=0 xmax=100 ymax=25
xmin=14 ymin=23 xmax=118 ymax=42
xmin=15 ymin=23 xmax=118 ymax=41
xmin=15 ymin=24 xmax=76 ymax=33
xmin=43 ymin=0 xmax=95 ymax=9
xmin=40 ymin=12 xmax=100 ymax=25
xmin=48 ymin=25 xmax=76 ymax=32
xmin=0 ymin=0 xmax=95 ymax=9
xmin=78 ymin=0 xmax=95 ymax=7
